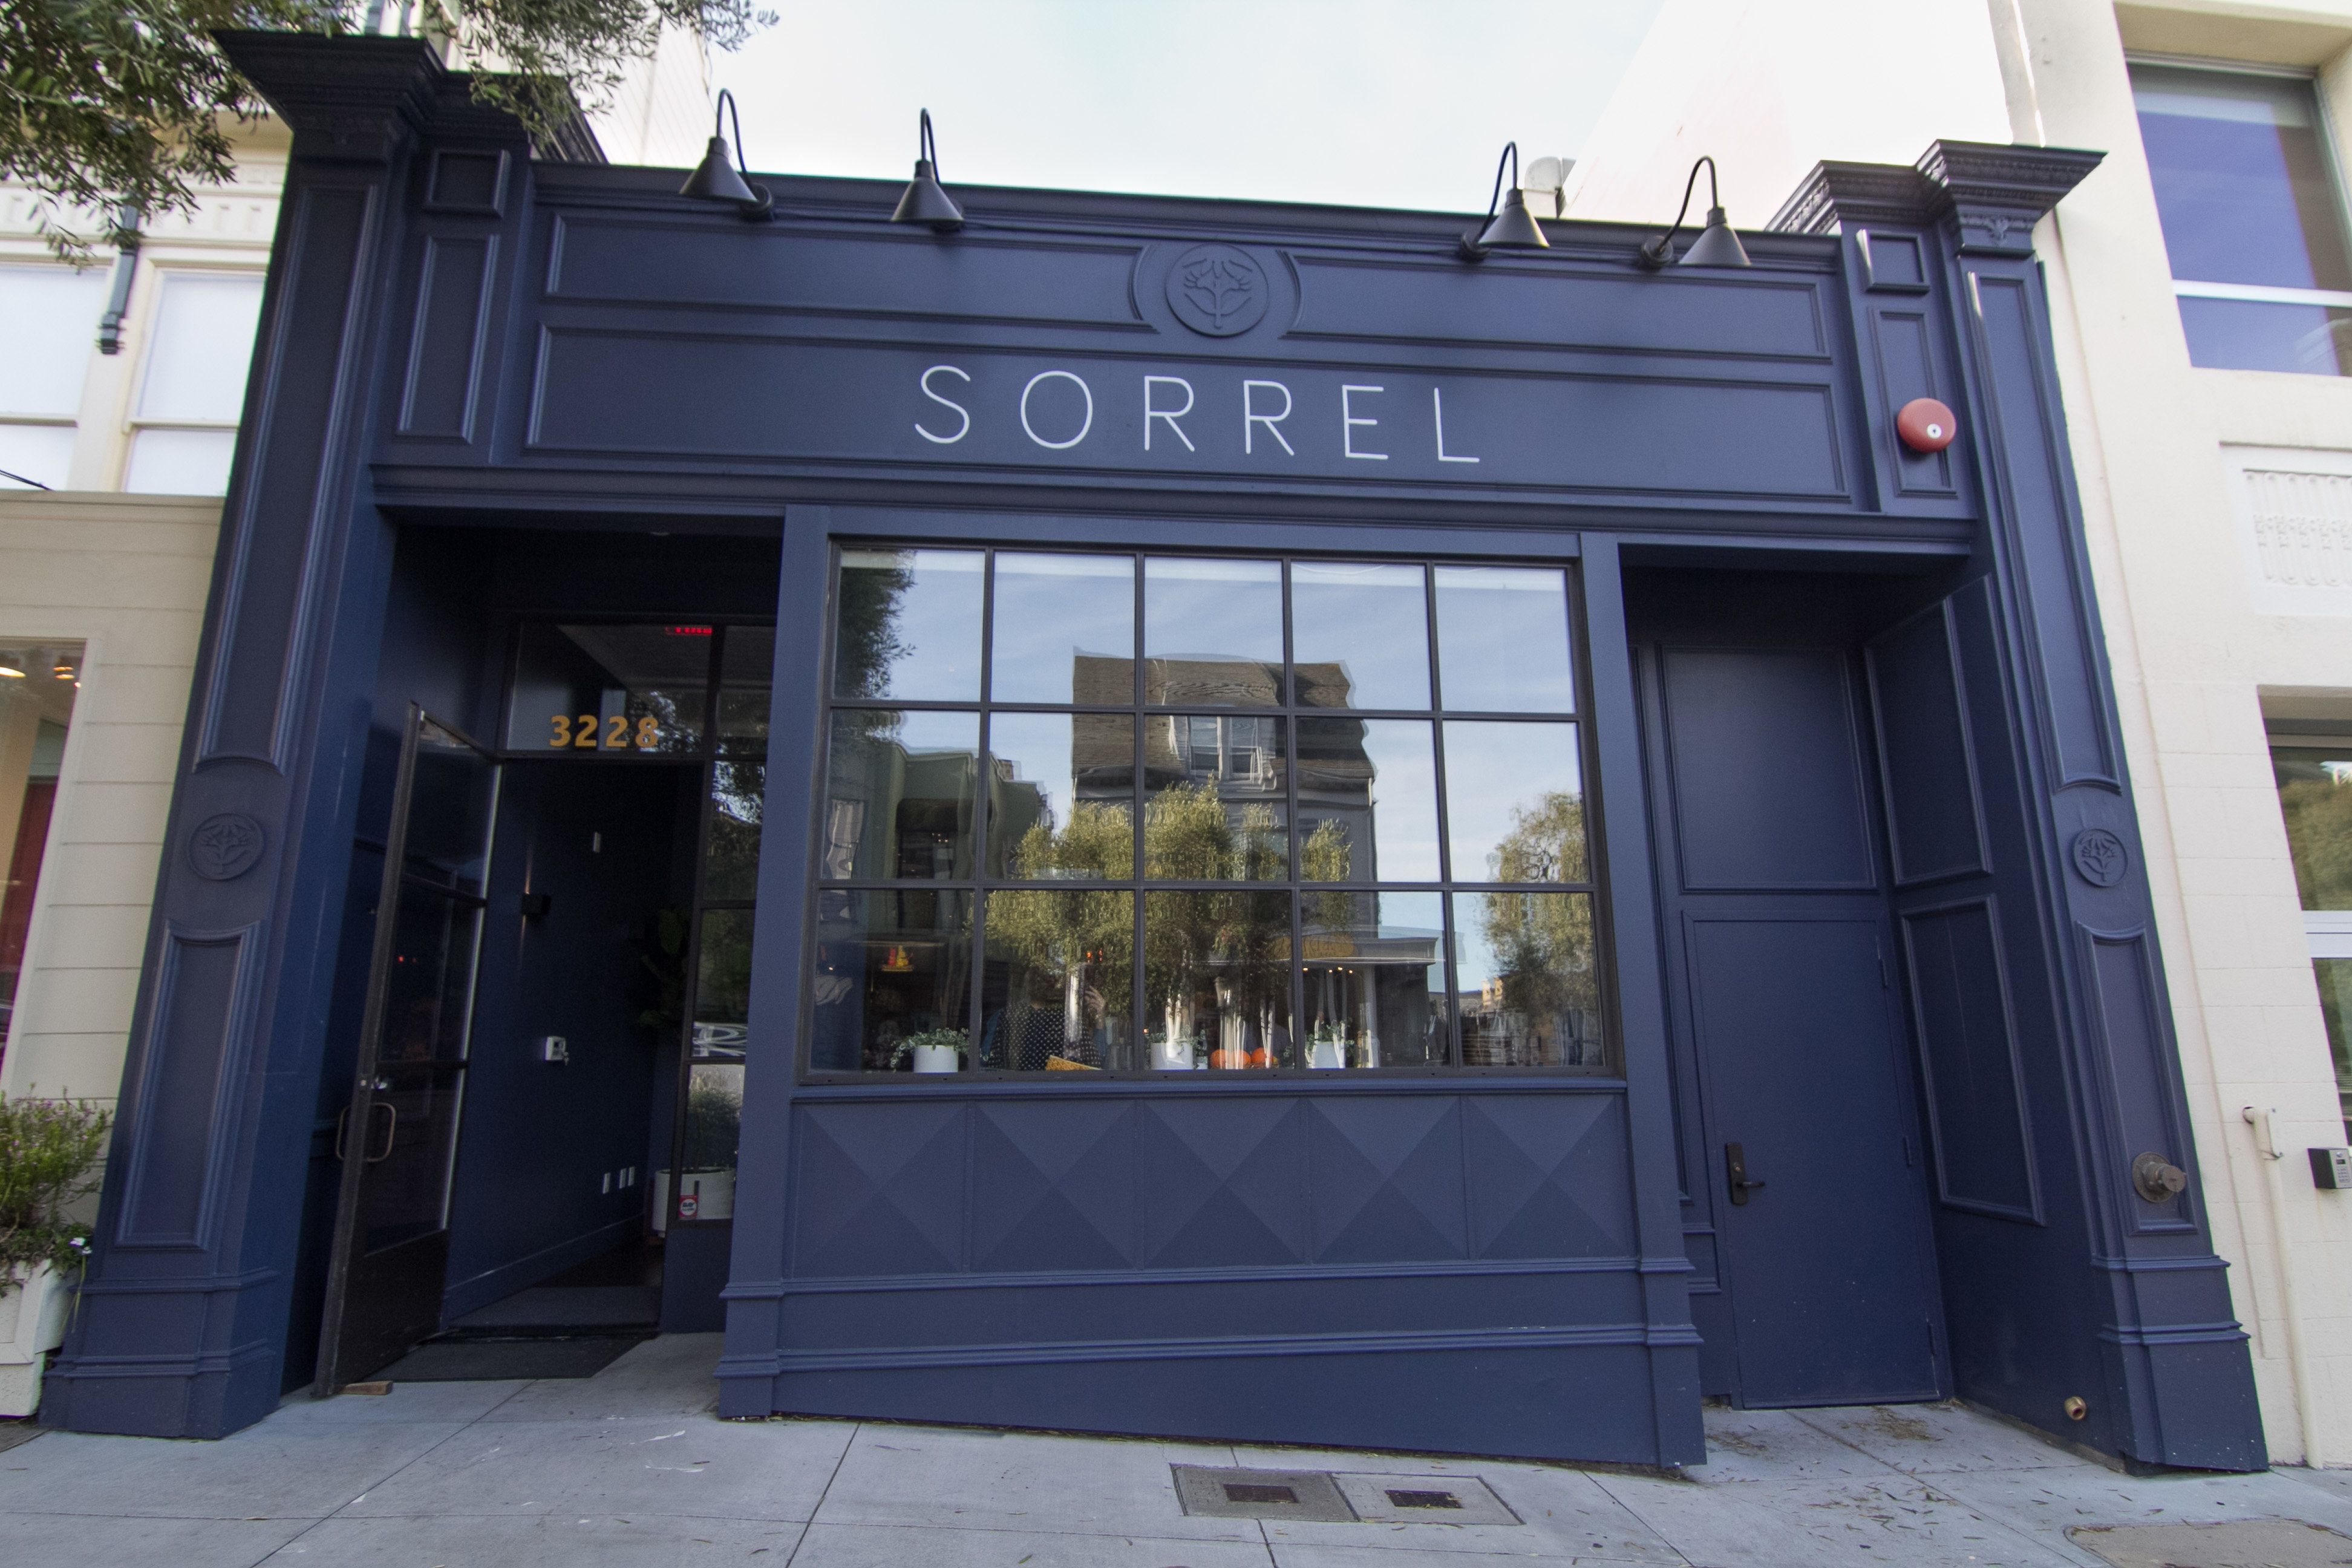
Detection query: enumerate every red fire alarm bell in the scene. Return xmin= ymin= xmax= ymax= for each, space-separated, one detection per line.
xmin=1896 ymin=397 xmax=1958 ymax=453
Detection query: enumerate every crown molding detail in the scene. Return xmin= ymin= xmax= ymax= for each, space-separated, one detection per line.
xmin=1771 ymin=139 xmax=2106 ymax=253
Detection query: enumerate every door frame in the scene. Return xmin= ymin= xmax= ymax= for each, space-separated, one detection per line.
xmin=312 ymin=704 xmax=500 ymax=1395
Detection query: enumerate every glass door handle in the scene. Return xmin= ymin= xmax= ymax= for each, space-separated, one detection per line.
xmin=338 ymin=1101 xmax=399 ymax=1162
xmin=1725 ymin=1142 xmax=1767 ymax=1205
xmin=365 ymin=1102 xmax=398 ymax=1163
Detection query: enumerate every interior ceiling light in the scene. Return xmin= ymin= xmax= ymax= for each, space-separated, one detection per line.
xmin=679 ymin=89 xmax=774 ymax=222
xmin=1638 ymin=155 xmax=1752 ymax=270
xmin=891 ymin=109 xmax=965 ymax=234
xmin=1459 ymin=141 xmax=1550 ymax=261
xmin=0 ymin=652 xmax=24 ymax=679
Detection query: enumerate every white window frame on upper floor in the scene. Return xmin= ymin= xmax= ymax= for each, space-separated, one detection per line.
xmin=116 ymin=263 xmax=269 ymax=495
xmin=2127 ymin=51 xmax=2352 ymax=321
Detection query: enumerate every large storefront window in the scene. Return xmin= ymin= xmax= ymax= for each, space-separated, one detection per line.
xmin=0 ymin=642 xmax=80 ymax=1042
xmin=810 ymin=548 xmax=1604 ymax=1077
xmin=2275 ymin=740 xmax=2352 ymax=1134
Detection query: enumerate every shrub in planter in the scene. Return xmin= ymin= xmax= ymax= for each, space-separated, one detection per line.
xmin=0 ymin=1096 xmax=111 ymax=1418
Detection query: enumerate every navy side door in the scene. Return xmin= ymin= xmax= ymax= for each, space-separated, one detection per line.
xmin=1644 ymin=641 xmax=1943 ymax=1408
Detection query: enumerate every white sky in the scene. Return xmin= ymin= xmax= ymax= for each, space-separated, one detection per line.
xmin=708 ymin=1 xmax=1662 ymax=215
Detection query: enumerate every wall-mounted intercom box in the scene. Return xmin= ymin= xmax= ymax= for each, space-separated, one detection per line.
xmin=2310 ymin=1147 xmax=2352 ymax=1190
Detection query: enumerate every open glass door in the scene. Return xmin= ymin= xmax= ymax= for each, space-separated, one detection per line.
xmin=314 ymin=706 xmax=500 ymax=1394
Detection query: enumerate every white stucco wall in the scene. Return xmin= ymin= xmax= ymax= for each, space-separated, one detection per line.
xmin=1567 ymin=0 xmax=2352 ymax=1466
xmin=0 ymin=495 xmax=218 ymax=1109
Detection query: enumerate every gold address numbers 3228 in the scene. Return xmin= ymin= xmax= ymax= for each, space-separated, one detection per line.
xmin=550 ymin=714 xmax=662 ymax=750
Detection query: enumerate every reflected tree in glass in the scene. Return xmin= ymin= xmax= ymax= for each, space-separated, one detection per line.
xmin=983 ymin=889 xmax=1134 ymax=1070
xmin=2274 ymin=751 xmax=2352 ymax=910
xmin=1144 ymin=778 xmax=1289 ymax=883
xmin=834 ymin=554 xmax=912 ymax=699
xmin=1145 ymin=890 xmax=1293 ymax=1071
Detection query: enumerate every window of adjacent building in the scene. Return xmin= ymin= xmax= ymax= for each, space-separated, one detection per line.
xmin=2131 ymin=62 xmax=2352 ymax=377
xmin=0 ymin=642 xmax=83 ymax=1043
xmin=2272 ymin=740 xmax=2352 ymax=1134
xmin=123 ymin=271 xmax=266 ymax=496
xmin=809 ymin=547 xmax=1606 ymax=1078
xmin=0 ymin=266 xmax=110 ymax=491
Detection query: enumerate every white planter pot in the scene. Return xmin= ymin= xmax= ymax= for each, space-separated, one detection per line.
xmin=0 ymin=1263 xmax=70 ymax=1419
xmin=911 ymin=1044 xmax=959 ymax=1074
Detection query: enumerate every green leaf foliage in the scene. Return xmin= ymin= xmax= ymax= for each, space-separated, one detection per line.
xmin=0 ymin=1095 xmax=111 ymax=1276
xmin=2 ymin=0 xmax=773 ymax=260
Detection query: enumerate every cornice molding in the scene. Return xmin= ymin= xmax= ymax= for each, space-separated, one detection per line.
xmin=1770 ymin=162 xmax=1939 ymax=237
xmin=1771 ymin=139 xmax=2106 ymax=253
xmin=213 ymin=31 xmax=603 ymax=164
xmin=214 ymin=31 xmax=442 ymax=164
xmin=1919 ymin=140 xmax=2106 ymax=254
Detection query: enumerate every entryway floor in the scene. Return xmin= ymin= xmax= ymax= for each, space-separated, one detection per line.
xmin=2 ymin=1340 xmax=2350 ymax=1567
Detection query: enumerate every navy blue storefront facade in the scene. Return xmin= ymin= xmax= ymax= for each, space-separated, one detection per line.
xmin=41 ymin=33 xmax=2268 ymax=1472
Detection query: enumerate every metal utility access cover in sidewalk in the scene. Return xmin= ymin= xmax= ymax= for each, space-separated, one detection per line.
xmin=2071 ymin=1520 xmax=2352 ymax=1567
xmin=1171 ymin=1465 xmax=1520 ymax=1525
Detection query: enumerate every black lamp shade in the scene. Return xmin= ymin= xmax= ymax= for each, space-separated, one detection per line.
xmin=892 ymin=158 xmax=965 ymax=232
xmin=681 ymin=136 xmax=760 ymax=205
xmin=1467 ymin=187 xmax=1549 ymax=255
xmin=1678 ymin=206 xmax=1751 ymax=267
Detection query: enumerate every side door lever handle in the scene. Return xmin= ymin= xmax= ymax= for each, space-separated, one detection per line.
xmin=1725 ymin=1142 xmax=1767 ymax=1205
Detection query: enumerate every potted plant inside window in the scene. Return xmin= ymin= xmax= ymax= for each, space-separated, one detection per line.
xmin=0 ymin=1095 xmax=110 ymax=1417
xmin=895 ymin=1027 xmax=966 ymax=1074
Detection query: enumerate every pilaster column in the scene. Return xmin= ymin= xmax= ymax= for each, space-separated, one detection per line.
xmin=41 ymin=33 xmax=442 ymax=1438
xmin=1775 ymin=142 xmax=2265 ymax=1470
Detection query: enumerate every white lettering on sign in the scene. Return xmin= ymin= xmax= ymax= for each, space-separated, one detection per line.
xmin=915 ymin=364 xmax=972 ymax=445
xmin=1433 ymin=387 xmax=1479 ymax=463
xmin=1243 ymin=379 xmax=1295 ymax=456
xmin=910 ymin=365 xmax=1485 ymax=469
xmin=1143 ymin=375 xmax=1196 ymax=452
xmin=1020 ymin=370 xmax=1094 ymax=449
xmin=1341 ymin=384 xmax=1387 ymax=461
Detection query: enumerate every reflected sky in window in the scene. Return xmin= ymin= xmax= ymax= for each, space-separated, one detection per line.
xmin=835 ymin=548 xmax=984 ymax=701
xmin=1434 ymin=566 xmax=1575 ymax=713
xmin=1291 ymin=561 xmax=1430 ymax=710
xmin=991 ymin=552 xmax=1136 ymax=704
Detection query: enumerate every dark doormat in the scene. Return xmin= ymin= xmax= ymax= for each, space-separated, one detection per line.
xmin=451 ymin=1285 xmax=661 ymax=1331
xmin=374 ymin=1333 xmax=650 ymax=1382
xmin=2071 ymin=1520 xmax=2352 ymax=1567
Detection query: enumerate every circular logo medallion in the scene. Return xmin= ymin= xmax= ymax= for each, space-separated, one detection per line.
xmin=2069 ymin=827 xmax=2128 ymax=889
xmin=1165 ymin=244 xmax=1269 ymax=337
xmin=189 ymin=812 xmax=266 ymax=881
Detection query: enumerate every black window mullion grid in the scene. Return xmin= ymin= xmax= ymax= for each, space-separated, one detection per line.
xmin=1131 ymin=553 xmax=1148 ymax=1063
xmin=1422 ymin=561 xmax=1463 ymax=1067
xmin=971 ymin=552 xmax=995 ymax=1054
xmin=1281 ymin=558 xmax=1303 ymax=1065
xmin=816 ymin=544 xmax=1608 ymax=1081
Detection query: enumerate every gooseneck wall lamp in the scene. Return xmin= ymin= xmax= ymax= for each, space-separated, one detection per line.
xmin=1638 ymin=155 xmax=1751 ymax=269
xmin=1459 ymin=142 xmax=1550 ymax=261
xmin=891 ymin=109 xmax=965 ymax=233
xmin=679 ymin=90 xmax=773 ymax=221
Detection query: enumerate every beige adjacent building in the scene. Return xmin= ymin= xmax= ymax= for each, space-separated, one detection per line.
xmin=0 ymin=30 xmax=716 ymax=1123
xmin=1567 ymin=0 xmax=2352 ymax=1466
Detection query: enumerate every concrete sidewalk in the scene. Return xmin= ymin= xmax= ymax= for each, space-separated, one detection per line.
xmin=3 ymin=1336 xmax=2350 ymax=1567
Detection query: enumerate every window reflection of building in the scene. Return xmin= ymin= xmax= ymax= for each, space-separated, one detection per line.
xmin=814 ymin=548 xmax=1599 ymax=1077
